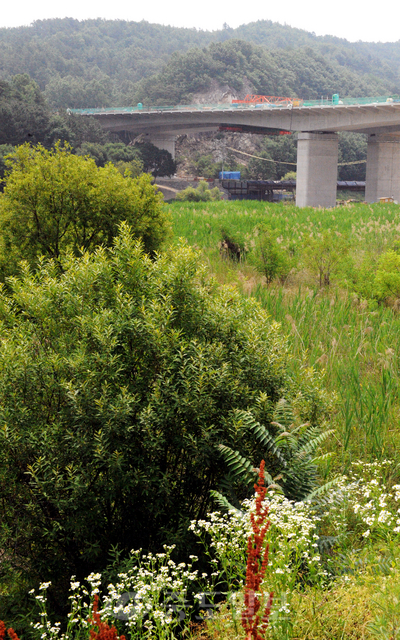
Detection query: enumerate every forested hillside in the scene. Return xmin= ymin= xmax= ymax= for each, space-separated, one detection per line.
xmin=1 ymin=18 xmax=399 ymax=181
xmin=0 ymin=18 xmax=399 ymax=109
xmin=130 ymin=39 xmax=391 ymax=107
xmin=0 ymin=75 xmax=176 ymax=182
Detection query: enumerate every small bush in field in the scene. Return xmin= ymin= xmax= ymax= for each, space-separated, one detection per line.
xmin=249 ymin=226 xmax=292 ymax=284
xmin=219 ymin=226 xmax=248 ymax=262
xmin=374 ymin=249 xmax=400 ymax=302
xmin=176 ymin=181 xmax=222 ymax=202
xmin=302 ymin=230 xmax=348 ymax=287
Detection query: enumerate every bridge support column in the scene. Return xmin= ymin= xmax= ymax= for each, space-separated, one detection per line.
xmin=365 ymin=133 xmax=400 ymax=203
xmin=296 ymin=133 xmax=338 ymax=208
xmin=146 ymin=133 xmax=176 ymax=159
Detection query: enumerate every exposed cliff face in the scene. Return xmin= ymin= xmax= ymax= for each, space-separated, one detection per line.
xmin=174 ymin=85 xmax=256 ymax=175
xmin=189 ymin=78 xmax=254 ymax=104
xmin=174 ymin=80 xmax=266 ymax=176
xmin=175 ymin=130 xmax=263 ymax=177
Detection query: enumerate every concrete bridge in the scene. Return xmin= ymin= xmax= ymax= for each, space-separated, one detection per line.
xmin=72 ymin=97 xmax=400 ymax=207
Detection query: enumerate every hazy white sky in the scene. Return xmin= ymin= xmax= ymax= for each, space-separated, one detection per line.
xmin=1 ymin=0 xmax=400 ymax=44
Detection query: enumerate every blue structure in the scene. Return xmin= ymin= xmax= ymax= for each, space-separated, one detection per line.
xmin=219 ymin=171 xmax=241 ymax=180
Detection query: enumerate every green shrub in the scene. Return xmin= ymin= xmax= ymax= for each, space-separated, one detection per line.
xmin=302 ymin=230 xmax=348 ymax=287
xmin=0 ymin=142 xmax=170 ymax=278
xmin=374 ymin=249 xmax=400 ymax=302
xmin=0 ymin=225 xmax=329 ymax=610
xmin=249 ymin=226 xmax=293 ymax=284
xmin=176 ymin=181 xmax=222 ymax=202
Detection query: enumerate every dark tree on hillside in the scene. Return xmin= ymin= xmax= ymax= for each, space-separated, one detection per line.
xmin=136 ymin=141 xmax=177 ymax=177
xmin=0 ymin=75 xmax=49 ymax=145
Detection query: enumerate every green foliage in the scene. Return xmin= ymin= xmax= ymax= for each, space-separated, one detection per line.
xmin=193 ymin=154 xmax=220 ymax=179
xmin=215 ymin=399 xmax=334 ymax=504
xmin=367 ymin=579 xmax=400 ymax=639
xmin=303 ymin=230 xmax=348 ymax=287
xmin=175 ymin=181 xmax=222 ymax=202
xmin=245 ymin=150 xmax=277 ymax=181
xmin=132 ymin=39 xmax=391 ymax=108
xmin=345 ymin=251 xmax=379 ymax=301
xmin=0 ymin=18 xmax=398 ymax=111
xmin=45 ymin=110 xmax=109 ymax=149
xmin=44 ymin=74 xmax=113 ymax=109
xmin=374 ymin=249 xmax=400 ymax=301
xmin=0 ymin=144 xmax=14 ymax=185
xmin=282 ymin=171 xmax=297 ymax=180
xmin=0 ymin=142 xmax=170 ymax=277
xmin=114 ymin=159 xmax=144 ymax=178
xmin=74 ymin=142 xmax=144 ymax=176
xmin=0 ymin=226 xmax=329 ymax=606
xmin=338 ymin=132 xmax=367 ymax=181
xmin=75 ymin=141 xmax=109 ymax=166
xmin=250 ymin=226 xmax=293 ymax=284
xmin=0 ymin=75 xmax=49 ymax=146
xmin=134 ymin=142 xmax=176 ymax=177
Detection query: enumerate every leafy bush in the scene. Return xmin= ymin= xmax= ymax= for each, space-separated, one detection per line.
xmin=0 ymin=225 xmax=329 ymax=610
xmin=0 ymin=142 xmax=170 ymax=278
xmin=134 ymin=142 xmax=176 ymax=178
xmin=374 ymin=249 xmax=400 ymax=302
xmin=249 ymin=226 xmax=293 ymax=284
xmin=176 ymin=181 xmax=222 ymax=202
xmin=302 ymin=230 xmax=348 ymax=287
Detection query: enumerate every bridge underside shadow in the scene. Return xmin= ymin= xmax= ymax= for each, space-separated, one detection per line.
xmin=89 ymin=103 xmax=400 ymax=207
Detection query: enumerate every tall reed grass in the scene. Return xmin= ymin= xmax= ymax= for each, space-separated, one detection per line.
xmin=168 ymin=200 xmax=400 ymax=468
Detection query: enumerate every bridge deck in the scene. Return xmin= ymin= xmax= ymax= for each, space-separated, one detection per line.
xmin=71 ymin=95 xmax=400 ymax=136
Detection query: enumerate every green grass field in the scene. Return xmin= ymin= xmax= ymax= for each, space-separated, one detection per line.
xmin=168 ymin=199 xmax=400 ymax=639
xmin=169 ymin=200 xmax=400 ymax=467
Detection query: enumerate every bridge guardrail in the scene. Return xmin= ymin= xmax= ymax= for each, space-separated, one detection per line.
xmin=69 ymin=95 xmax=400 ymax=116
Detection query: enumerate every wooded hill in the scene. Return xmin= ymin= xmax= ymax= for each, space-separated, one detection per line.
xmin=1 ymin=18 xmax=399 ymax=182
xmin=0 ymin=18 xmax=399 ymax=108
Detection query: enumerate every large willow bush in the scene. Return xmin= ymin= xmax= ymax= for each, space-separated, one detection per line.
xmin=0 ymin=225 xmax=330 ymax=609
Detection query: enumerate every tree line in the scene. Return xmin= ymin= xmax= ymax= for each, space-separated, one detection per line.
xmin=0 ymin=18 xmax=399 ymax=109
xmin=0 ymin=74 xmax=177 ymax=183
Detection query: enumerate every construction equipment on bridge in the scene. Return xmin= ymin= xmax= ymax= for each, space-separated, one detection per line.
xmin=232 ymin=95 xmax=294 ymax=106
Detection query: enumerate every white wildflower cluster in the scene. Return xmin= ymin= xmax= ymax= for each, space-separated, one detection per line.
xmin=29 ymin=583 xmax=67 ymax=640
xmin=189 ymin=509 xmax=250 ymax=584
xmin=319 ymin=460 xmax=400 ymax=540
xmin=100 ymin=545 xmax=199 ymax=639
xmin=244 ymin=491 xmax=324 ymax=586
xmin=191 ymin=490 xmax=325 ymax=594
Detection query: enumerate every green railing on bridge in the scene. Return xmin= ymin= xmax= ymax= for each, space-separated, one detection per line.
xmin=70 ymin=95 xmax=400 ymax=116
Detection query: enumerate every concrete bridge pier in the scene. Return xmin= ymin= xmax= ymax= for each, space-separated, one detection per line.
xmin=365 ymin=133 xmax=400 ymax=203
xmin=296 ymin=132 xmax=339 ymax=208
xmin=146 ymin=133 xmax=176 ymax=159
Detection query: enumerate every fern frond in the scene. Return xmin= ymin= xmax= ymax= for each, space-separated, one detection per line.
xmin=296 ymin=429 xmax=335 ymax=458
xmin=210 ymin=490 xmax=243 ymax=515
xmin=272 ymin=398 xmax=295 ymax=429
xmin=217 ymin=444 xmax=258 ymax=486
xmin=304 ymin=475 xmax=345 ymax=502
xmin=274 ymin=431 xmax=298 ymax=450
xmin=217 ymin=444 xmax=274 ymax=486
xmin=235 ymin=412 xmax=287 ymax=467
xmin=310 ymin=451 xmax=335 ymax=465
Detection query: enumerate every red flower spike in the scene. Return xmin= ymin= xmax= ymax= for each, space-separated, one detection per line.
xmin=241 ymin=460 xmax=274 ymax=640
xmin=88 ymin=594 xmax=125 ymax=640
